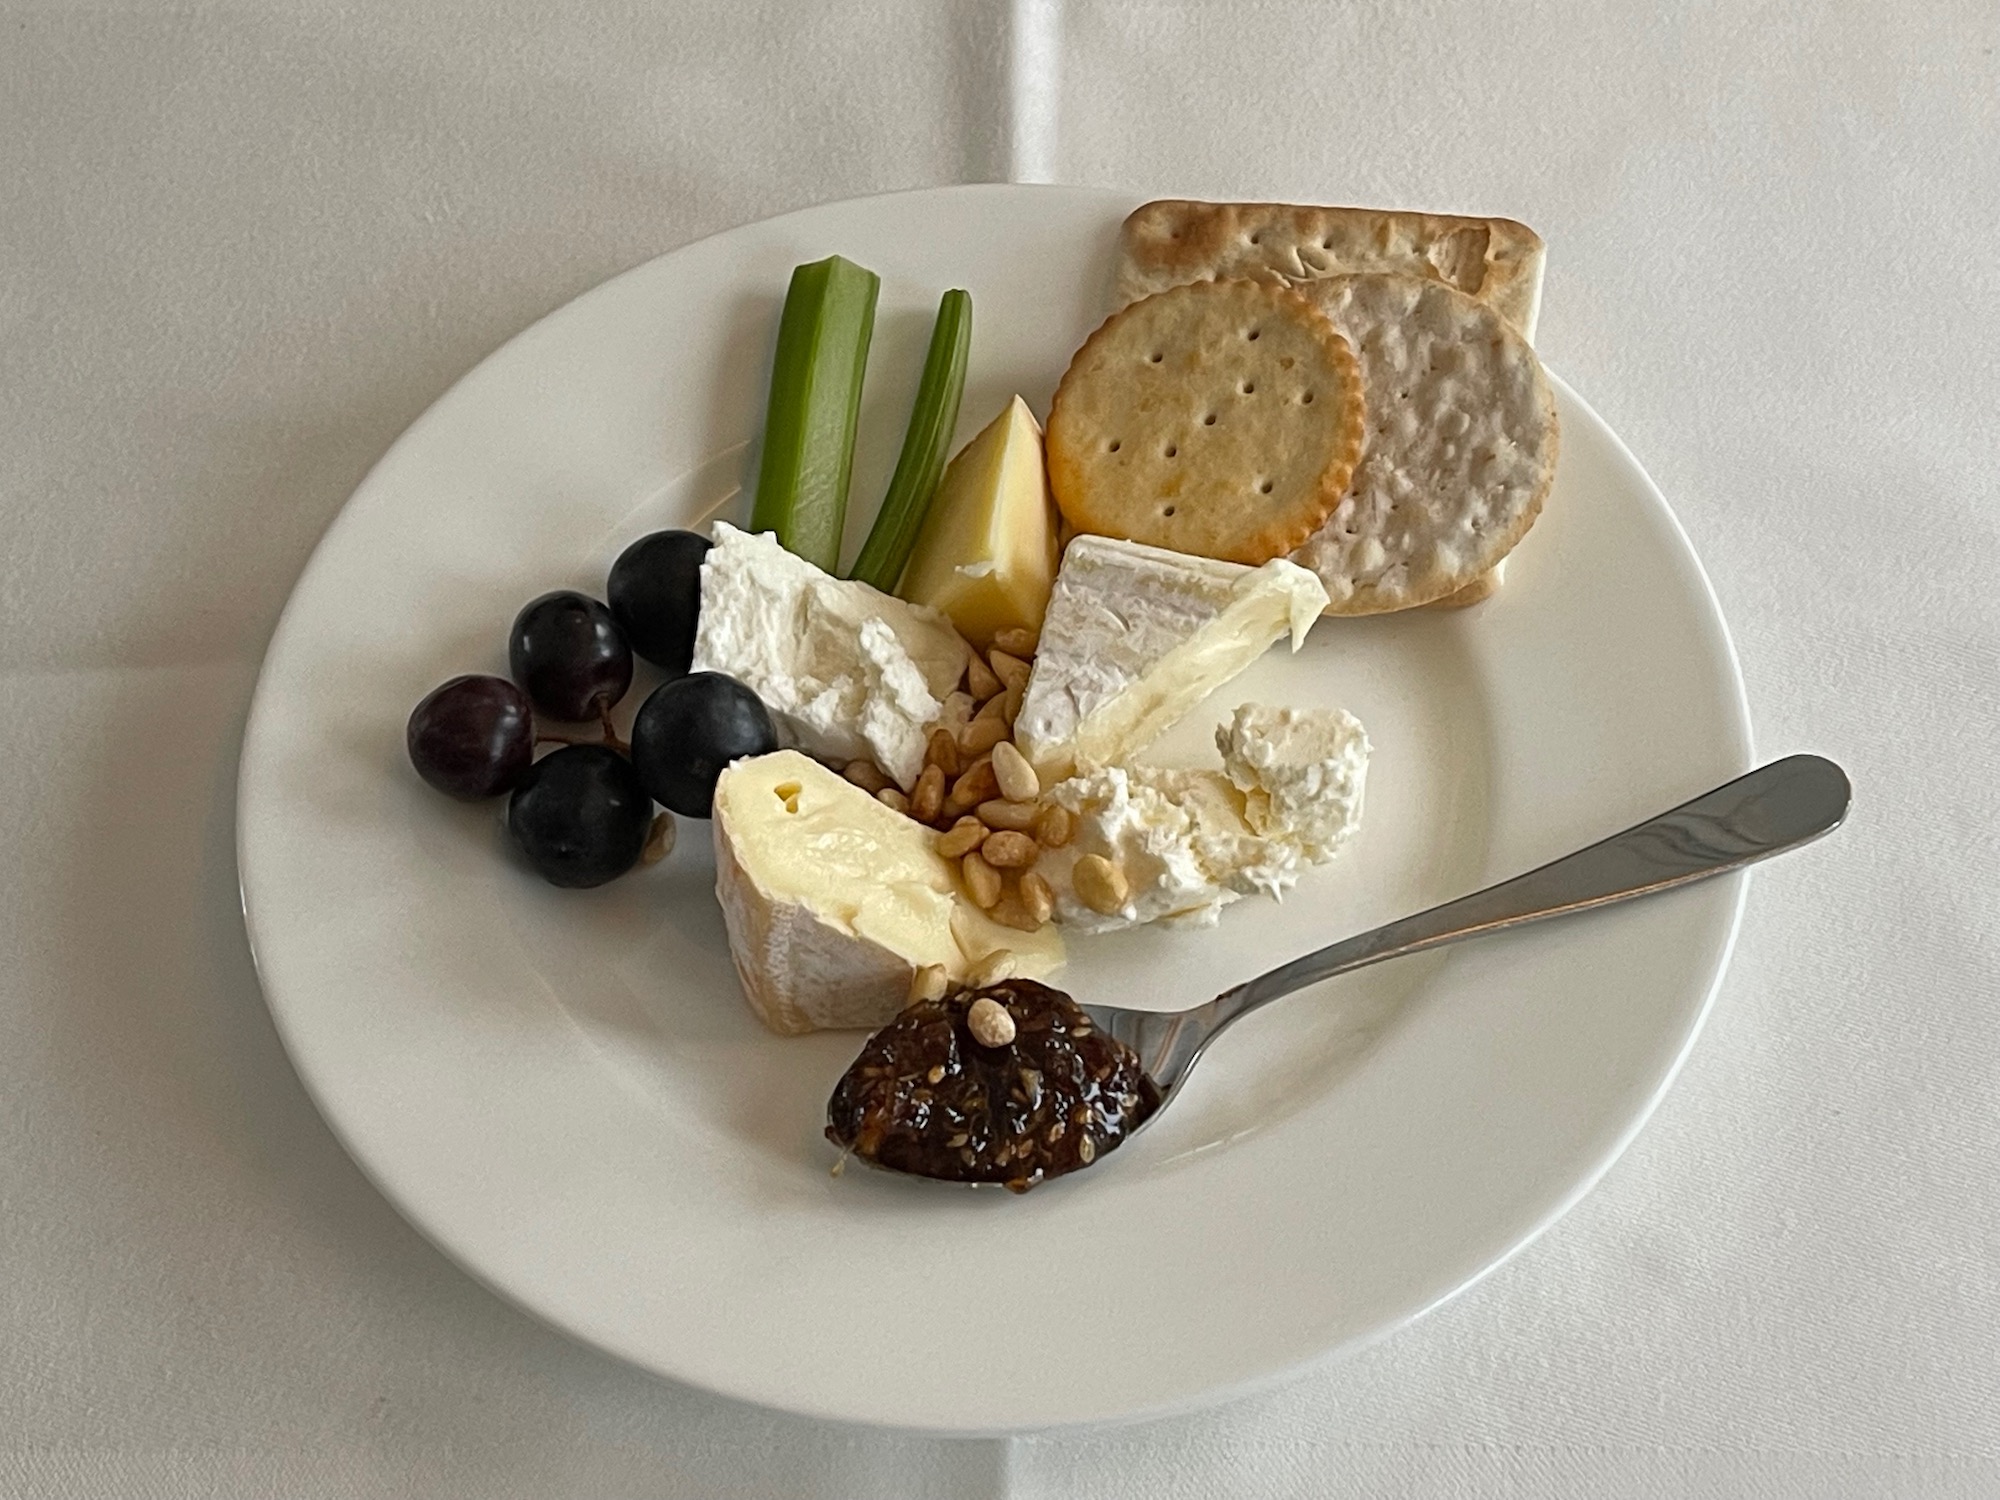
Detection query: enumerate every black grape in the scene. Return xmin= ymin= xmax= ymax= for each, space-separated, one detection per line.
xmin=407 ymin=675 xmax=534 ymax=800
xmin=607 ymin=529 xmax=711 ymax=677
xmin=508 ymin=591 xmax=633 ymax=722
xmin=629 ymin=672 xmax=777 ymax=818
xmin=506 ymin=744 xmax=653 ymax=888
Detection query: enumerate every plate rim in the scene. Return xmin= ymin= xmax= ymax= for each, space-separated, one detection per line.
xmin=236 ymin=182 xmax=1754 ymax=1433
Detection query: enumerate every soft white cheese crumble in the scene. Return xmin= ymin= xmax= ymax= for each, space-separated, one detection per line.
xmin=689 ymin=524 xmax=968 ymax=789
xmin=1039 ymin=704 xmax=1370 ymax=934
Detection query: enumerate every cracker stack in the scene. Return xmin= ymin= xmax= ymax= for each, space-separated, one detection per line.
xmin=1104 ymin=200 xmax=1557 ymax=610
xmin=1043 ymin=200 xmax=1560 ymax=615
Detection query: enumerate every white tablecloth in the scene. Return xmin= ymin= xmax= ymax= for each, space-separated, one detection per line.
xmin=5 ymin=2 xmax=1996 ymax=1494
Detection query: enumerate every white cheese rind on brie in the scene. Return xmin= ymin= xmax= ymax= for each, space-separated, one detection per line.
xmin=690 ymin=524 xmax=969 ymax=789
xmin=1011 ymin=535 xmax=1329 ymax=781
xmin=1038 ymin=704 xmax=1369 ymax=935
xmin=711 ymin=751 xmax=1063 ymax=1035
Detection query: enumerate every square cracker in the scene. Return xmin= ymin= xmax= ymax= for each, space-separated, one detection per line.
xmin=1116 ymin=199 xmax=1546 ymax=340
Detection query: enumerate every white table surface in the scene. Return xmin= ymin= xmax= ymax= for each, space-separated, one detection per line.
xmin=5 ymin=2 xmax=1996 ymax=1495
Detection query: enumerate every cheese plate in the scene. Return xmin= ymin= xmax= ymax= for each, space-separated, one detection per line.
xmin=237 ymin=184 xmax=1751 ymax=1431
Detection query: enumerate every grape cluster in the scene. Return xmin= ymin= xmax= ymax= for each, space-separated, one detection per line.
xmin=405 ymin=530 xmax=778 ymax=887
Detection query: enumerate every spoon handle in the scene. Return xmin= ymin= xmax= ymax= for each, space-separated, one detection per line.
xmin=1211 ymin=754 xmax=1850 ymax=1022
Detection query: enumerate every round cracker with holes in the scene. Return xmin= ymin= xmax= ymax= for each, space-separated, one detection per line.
xmin=1289 ymin=272 xmax=1559 ymax=614
xmin=1044 ymin=279 xmax=1366 ymax=565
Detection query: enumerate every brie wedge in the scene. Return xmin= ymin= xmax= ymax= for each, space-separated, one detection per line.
xmin=712 ymin=751 xmax=1064 ymax=1035
xmin=690 ymin=524 xmax=969 ymax=790
xmin=1011 ymin=535 xmax=1330 ymax=780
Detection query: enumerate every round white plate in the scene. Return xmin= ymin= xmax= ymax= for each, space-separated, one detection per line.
xmin=238 ymin=185 xmax=1751 ymax=1432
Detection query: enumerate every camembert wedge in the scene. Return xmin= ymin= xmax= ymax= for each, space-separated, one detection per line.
xmin=712 ymin=750 xmax=1063 ymax=1035
xmin=897 ymin=396 xmax=1060 ymax=649
xmin=1011 ymin=536 xmax=1330 ymax=780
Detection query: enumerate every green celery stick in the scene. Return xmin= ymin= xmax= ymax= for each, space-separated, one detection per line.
xmin=750 ymin=255 xmax=880 ymax=572
xmin=848 ymin=289 xmax=972 ymax=593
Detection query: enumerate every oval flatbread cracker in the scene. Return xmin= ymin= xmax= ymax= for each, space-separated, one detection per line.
xmin=1289 ymin=272 xmax=1558 ymax=614
xmin=1045 ymin=279 xmax=1366 ymax=566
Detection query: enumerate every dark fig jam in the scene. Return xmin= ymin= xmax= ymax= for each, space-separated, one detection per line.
xmin=826 ymin=980 xmax=1159 ymax=1193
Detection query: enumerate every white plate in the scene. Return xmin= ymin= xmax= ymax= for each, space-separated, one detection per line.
xmin=238 ymin=185 xmax=1751 ymax=1432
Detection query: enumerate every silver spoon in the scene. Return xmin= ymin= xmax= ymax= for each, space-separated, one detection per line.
xmin=1085 ymin=754 xmax=1851 ymax=1120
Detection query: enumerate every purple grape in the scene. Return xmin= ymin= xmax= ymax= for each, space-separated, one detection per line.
xmin=508 ymin=591 xmax=633 ymax=722
xmin=608 ymin=529 xmax=711 ymax=676
xmin=407 ymin=675 xmax=534 ymax=800
xmin=507 ymin=744 xmax=653 ymax=888
xmin=629 ymin=672 xmax=777 ymax=818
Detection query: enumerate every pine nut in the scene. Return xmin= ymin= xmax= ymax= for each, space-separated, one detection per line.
xmin=988 ymin=649 xmax=1030 ymax=693
xmin=1002 ymin=677 xmax=1026 ymax=722
xmin=949 ymin=756 xmax=999 ymax=810
xmin=967 ymin=997 xmax=1016 ymax=1046
xmin=843 ymin=760 xmax=892 ymax=794
xmin=910 ymin=764 xmax=945 ymax=822
xmin=988 ymin=893 xmax=1042 ymax=932
xmin=908 ymin=963 xmax=949 ymax=1004
xmin=876 ymin=786 xmax=910 ymax=814
xmin=1033 ymin=803 xmax=1074 ymax=848
xmin=967 ymin=950 xmax=1018 ymax=989
xmin=1072 ymin=853 xmax=1129 ymax=915
xmin=1019 ymin=870 xmax=1055 ymax=924
xmin=965 ymin=651 xmax=1003 ymax=701
xmin=992 ymin=626 xmax=1038 ymax=657
xmin=961 ymin=851 xmax=1002 ymax=908
xmin=975 ymin=798 xmax=1041 ymax=832
xmin=936 ymin=816 xmax=987 ymax=859
xmin=924 ymin=727 xmax=960 ymax=778
xmin=990 ymin=740 xmax=1039 ymax=802
xmin=981 ymin=830 xmax=1039 ymax=869
xmin=959 ymin=715 xmax=1011 ymax=757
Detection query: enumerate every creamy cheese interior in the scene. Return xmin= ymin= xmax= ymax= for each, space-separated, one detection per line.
xmin=1012 ymin=535 xmax=1329 ymax=780
xmin=712 ymin=751 xmax=1062 ymax=1034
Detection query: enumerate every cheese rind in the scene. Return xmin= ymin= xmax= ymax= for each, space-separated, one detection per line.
xmin=898 ymin=396 xmax=1060 ymax=649
xmin=1012 ymin=535 xmax=1329 ymax=780
xmin=712 ymin=751 xmax=1063 ymax=1034
xmin=690 ymin=524 xmax=968 ymax=788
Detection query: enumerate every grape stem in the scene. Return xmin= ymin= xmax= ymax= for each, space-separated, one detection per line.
xmin=533 ymin=703 xmax=629 ymax=756
xmin=597 ymin=703 xmax=630 ymax=755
